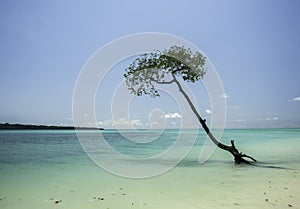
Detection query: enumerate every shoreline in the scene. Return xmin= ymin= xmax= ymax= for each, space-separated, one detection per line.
xmin=0 ymin=123 xmax=104 ymax=130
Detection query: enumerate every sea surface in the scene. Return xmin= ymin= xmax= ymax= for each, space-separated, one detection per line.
xmin=0 ymin=129 xmax=299 ymax=209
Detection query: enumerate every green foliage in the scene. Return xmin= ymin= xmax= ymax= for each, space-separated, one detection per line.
xmin=124 ymin=45 xmax=206 ymax=97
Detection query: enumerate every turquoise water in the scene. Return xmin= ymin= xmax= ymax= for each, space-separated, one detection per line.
xmin=0 ymin=129 xmax=299 ymax=209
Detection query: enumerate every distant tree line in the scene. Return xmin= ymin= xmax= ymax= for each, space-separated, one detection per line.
xmin=0 ymin=123 xmax=103 ymax=130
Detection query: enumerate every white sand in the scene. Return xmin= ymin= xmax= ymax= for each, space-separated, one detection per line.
xmin=1 ymin=149 xmax=299 ymax=209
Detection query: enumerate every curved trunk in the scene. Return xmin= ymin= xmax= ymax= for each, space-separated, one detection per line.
xmin=172 ymin=74 xmax=256 ymax=164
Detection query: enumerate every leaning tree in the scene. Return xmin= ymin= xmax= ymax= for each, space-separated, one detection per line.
xmin=124 ymin=45 xmax=256 ymax=164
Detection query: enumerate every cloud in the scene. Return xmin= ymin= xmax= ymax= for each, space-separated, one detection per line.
xmin=164 ymin=112 xmax=181 ymax=119
xmin=291 ymin=97 xmax=300 ymax=101
xmin=205 ymin=109 xmax=212 ymax=114
xmin=98 ymin=118 xmax=143 ymax=128
xmin=266 ymin=117 xmax=279 ymax=121
xmin=131 ymin=119 xmax=143 ymax=126
xmin=220 ymin=93 xmax=229 ymax=99
xmin=235 ymin=119 xmax=246 ymax=122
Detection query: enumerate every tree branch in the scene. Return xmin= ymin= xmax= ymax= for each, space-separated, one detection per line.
xmin=172 ymin=68 xmax=182 ymax=74
xmin=171 ymin=73 xmax=257 ymax=164
xmin=171 ymin=73 xmax=230 ymax=150
xmin=241 ymin=153 xmax=257 ymax=162
xmin=150 ymin=78 xmax=174 ymax=84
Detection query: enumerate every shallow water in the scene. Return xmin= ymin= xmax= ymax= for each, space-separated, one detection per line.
xmin=0 ymin=129 xmax=299 ymax=209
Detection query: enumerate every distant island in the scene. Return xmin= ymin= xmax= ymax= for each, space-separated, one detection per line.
xmin=0 ymin=123 xmax=104 ymax=130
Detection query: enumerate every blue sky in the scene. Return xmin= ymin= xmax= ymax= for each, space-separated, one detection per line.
xmin=0 ymin=0 xmax=299 ymax=128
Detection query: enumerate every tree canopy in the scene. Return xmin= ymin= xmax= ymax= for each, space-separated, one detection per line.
xmin=124 ymin=45 xmax=206 ymax=97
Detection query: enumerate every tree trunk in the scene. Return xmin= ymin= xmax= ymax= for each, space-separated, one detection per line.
xmin=172 ymin=74 xmax=256 ymax=164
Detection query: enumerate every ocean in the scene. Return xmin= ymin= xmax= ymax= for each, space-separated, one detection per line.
xmin=0 ymin=129 xmax=299 ymax=209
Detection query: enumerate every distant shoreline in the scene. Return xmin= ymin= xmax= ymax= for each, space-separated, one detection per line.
xmin=0 ymin=123 xmax=104 ymax=130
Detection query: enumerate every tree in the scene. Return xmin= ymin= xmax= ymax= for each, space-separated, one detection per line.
xmin=124 ymin=45 xmax=256 ymax=164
